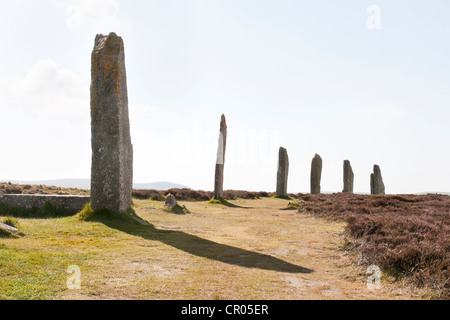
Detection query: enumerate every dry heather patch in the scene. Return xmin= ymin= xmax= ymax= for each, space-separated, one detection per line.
xmin=298 ymin=193 xmax=450 ymax=299
xmin=0 ymin=182 xmax=89 ymax=196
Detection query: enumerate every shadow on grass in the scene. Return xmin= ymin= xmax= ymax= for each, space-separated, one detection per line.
xmin=208 ymin=197 xmax=252 ymax=209
xmin=99 ymin=216 xmax=313 ymax=274
xmin=271 ymin=195 xmax=293 ymax=201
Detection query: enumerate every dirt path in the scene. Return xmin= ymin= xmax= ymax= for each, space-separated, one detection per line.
xmin=59 ymin=198 xmax=425 ymax=300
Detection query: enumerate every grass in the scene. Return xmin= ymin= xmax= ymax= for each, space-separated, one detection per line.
xmin=0 ymin=247 xmax=87 ymax=299
xmin=0 ymin=215 xmax=92 ymax=299
xmin=208 ymin=197 xmax=243 ymax=208
xmin=271 ymin=194 xmax=293 ymax=200
xmin=0 ymin=194 xmax=442 ymax=300
xmin=163 ymin=204 xmax=190 ymax=215
xmin=0 ymin=197 xmax=328 ymax=299
xmin=2 ymin=217 xmax=19 ymax=228
xmin=0 ymin=228 xmax=16 ymax=239
xmin=285 ymin=201 xmax=304 ymax=210
xmin=0 ymin=217 xmax=21 ymax=239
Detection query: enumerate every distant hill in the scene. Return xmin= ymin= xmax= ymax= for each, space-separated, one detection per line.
xmin=1 ymin=179 xmax=190 ymax=191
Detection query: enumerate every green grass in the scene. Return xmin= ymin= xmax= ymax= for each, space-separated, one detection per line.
xmin=78 ymin=203 xmax=145 ymax=224
xmin=163 ymin=204 xmax=190 ymax=215
xmin=2 ymin=217 xmax=19 ymax=228
xmin=286 ymin=201 xmax=304 ymax=210
xmin=0 ymin=247 xmax=87 ymax=300
xmin=0 ymin=228 xmax=16 ymax=239
xmin=0 ymin=197 xmax=429 ymax=300
xmin=0 ymin=217 xmax=20 ymax=238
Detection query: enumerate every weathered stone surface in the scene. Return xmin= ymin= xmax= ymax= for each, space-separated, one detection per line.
xmin=342 ymin=160 xmax=354 ymax=193
xmin=370 ymin=165 xmax=385 ymax=195
xmin=0 ymin=194 xmax=90 ymax=213
xmin=90 ymin=32 xmax=133 ymax=213
xmin=310 ymin=154 xmax=322 ymax=194
xmin=214 ymin=114 xmax=227 ymax=199
xmin=276 ymin=147 xmax=289 ymax=197
xmin=0 ymin=222 xmax=19 ymax=234
xmin=164 ymin=193 xmax=177 ymax=210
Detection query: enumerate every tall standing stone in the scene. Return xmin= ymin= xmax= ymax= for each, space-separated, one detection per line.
xmin=90 ymin=33 xmax=133 ymax=213
xmin=370 ymin=165 xmax=385 ymax=195
xmin=214 ymin=114 xmax=227 ymax=199
xmin=276 ymin=147 xmax=289 ymax=197
xmin=310 ymin=154 xmax=322 ymax=194
xmin=342 ymin=160 xmax=354 ymax=193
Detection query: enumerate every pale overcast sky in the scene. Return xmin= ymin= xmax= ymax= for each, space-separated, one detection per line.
xmin=0 ymin=0 xmax=449 ymax=194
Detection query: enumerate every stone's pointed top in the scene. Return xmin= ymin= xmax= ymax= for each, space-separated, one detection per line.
xmin=95 ymin=32 xmax=120 ymax=40
xmin=279 ymin=147 xmax=288 ymax=159
xmin=219 ymin=114 xmax=227 ymax=131
xmin=312 ymin=153 xmax=322 ymax=162
xmin=373 ymin=164 xmax=382 ymax=175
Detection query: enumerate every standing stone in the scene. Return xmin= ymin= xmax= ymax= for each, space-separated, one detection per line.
xmin=370 ymin=165 xmax=385 ymax=195
xmin=310 ymin=154 xmax=322 ymax=194
xmin=164 ymin=194 xmax=177 ymax=210
xmin=342 ymin=160 xmax=354 ymax=193
xmin=90 ymin=33 xmax=133 ymax=213
xmin=276 ymin=147 xmax=289 ymax=197
xmin=214 ymin=114 xmax=227 ymax=199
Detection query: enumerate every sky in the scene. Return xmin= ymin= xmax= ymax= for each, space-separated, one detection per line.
xmin=0 ymin=0 xmax=449 ymax=194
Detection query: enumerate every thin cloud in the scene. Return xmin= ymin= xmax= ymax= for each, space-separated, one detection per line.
xmin=0 ymin=59 xmax=89 ymax=120
xmin=58 ymin=0 xmax=130 ymax=32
